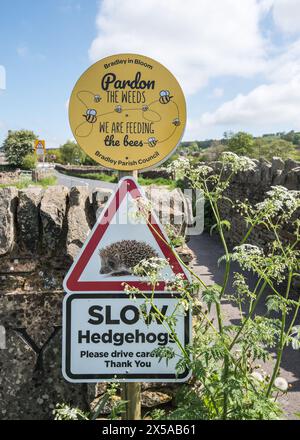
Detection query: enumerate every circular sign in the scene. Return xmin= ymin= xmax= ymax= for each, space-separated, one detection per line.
xmin=69 ymin=54 xmax=186 ymax=171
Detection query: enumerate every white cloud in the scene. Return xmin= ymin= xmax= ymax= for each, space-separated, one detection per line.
xmin=200 ymin=77 xmax=300 ymax=128
xmin=89 ymin=0 xmax=268 ymax=95
xmin=272 ymin=0 xmax=300 ymax=34
xmin=196 ymin=31 xmax=300 ymax=134
xmin=267 ymin=39 xmax=300 ymax=82
xmin=89 ymin=0 xmax=300 ymax=138
xmin=187 ymin=0 xmax=300 ymax=136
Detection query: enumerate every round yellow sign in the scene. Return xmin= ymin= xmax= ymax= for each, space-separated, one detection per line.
xmin=69 ymin=54 xmax=186 ymax=171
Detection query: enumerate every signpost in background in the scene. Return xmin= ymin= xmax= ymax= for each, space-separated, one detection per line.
xmin=34 ymin=139 xmax=46 ymax=163
xmin=65 ymin=53 xmax=188 ymax=420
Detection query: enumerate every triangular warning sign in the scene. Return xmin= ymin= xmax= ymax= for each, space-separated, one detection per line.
xmin=63 ymin=176 xmax=190 ymax=293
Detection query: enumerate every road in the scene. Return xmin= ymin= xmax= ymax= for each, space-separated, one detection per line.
xmin=54 ymin=169 xmax=117 ymax=191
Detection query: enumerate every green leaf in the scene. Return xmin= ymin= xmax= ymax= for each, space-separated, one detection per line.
xmin=210 ymin=220 xmax=231 ymax=236
xmin=202 ymin=286 xmax=221 ymax=312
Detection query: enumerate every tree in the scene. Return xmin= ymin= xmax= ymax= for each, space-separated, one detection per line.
xmin=22 ymin=153 xmax=37 ymax=170
xmin=223 ymin=130 xmax=234 ymax=144
xmin=292 ymin=133 xmax=300 ymax=146
xmin=3 ymin=130 xmax=37 ymax=166
xmin=258 ymin=139 xmax=296 ymax=161
xmin=83 ymin=155 xmax=98 ymax=165
xmin=60 ymin=141 xmax=86 ymax=165
xmin=46 ymin=148 xmax=62 ymax=163
xmin=281 ymin=130 xmax=295 ymax=143
xmin=226 ymin=131 xmax=254 ymax=156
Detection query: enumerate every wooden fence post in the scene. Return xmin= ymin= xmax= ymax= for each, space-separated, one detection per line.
xmin=118 ymin=169 xmax=141 ymax=420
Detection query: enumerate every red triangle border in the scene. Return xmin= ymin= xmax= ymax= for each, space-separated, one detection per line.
xmin=64 ymin=177 xmax=189 ymax=292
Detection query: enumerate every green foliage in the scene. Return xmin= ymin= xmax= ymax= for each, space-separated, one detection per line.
xmin=61 ymin=170 xmax=178 ymax=188
xmin=210 ymin=220 xmax=231 ymax=236
xmin=164 ymin=224 xmax=185 ymax=248
xmin=59 ymin=140 xmax=86 ymax=165
xmin=138 ymin=176 xmax=177 ymax=188
xmin=180 ymin=129 xmax=300 ymax=162
xmin=0 ymin=175 xmax=57 ymax=189
xmin=166 ymin=379 xmax=282 ymax=420
xmin=0 ymin=177 xmax=32 ymax=189
xmin=83 ymin=155 xmax=98 ymax=165
xmin=46 ymin=148 xmax=63 ymax=163
xmin=201 ymin=285 xmax=221 ymax=312
xmin=64 ymin=171 xmax=118 ymax=183
xmin=253 ymin=138 xmax=296 ymax=160
xmin=3 ymin=130 xmax=37 ymax=166
xmin=38 ymin=176 xmax=57 ymax=187
xmin=281 ymin=130 xmax=300 ymax=145
xmin=54 ymin=384 xmax=126 ymax=421
xmin=22 ymin=153 xmax=37 ymax=170
xmin=226 ymin=131 xmax=255 ymax=156
xmin=54 ymin=404 xmax=89 ymax=420
xmin=149 ymin=408 xmax=166 ymax=420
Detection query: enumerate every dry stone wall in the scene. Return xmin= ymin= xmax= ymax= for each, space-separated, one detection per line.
xmin=210 ymin=157 xmax=300 ymax=250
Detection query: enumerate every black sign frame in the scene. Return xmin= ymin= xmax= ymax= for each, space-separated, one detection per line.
xmin=63 ymin=293 xmax=191 ymax=382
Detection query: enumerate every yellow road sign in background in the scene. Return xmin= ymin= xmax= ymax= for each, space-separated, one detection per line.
xmin=34 ymin=139 xmax=46 ymax=155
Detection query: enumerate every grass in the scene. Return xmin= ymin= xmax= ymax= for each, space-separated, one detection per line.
xmin=73 ymin=172 xmax=118 ymax=183
xmin=37 ymin=176 xmax=58 ymax=187
xmin=63 ymin=171 xmax=177 ymax=188
xmin=137 ymin=176 xmax=177 ymax=189
xmin=290 ymin=150 xmax=300 ymax=162
xmin=0 ymin=175 xmax=57 ymax=189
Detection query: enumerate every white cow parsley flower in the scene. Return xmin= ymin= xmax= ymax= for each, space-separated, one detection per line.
xmin=133 ymin=257 xmax=168 ymax=284
xmin=251 ymin=371 xmax=264 ymax=382
xmin=255 ymin=186 xmax=300 ymax=220
xmin=274 ymin=377 xmax=288 ymax=392
xmin=167 ymin=157 xmax=191 ymax=179
xmin=221 ymin=152 xmax=257 ymax=173
xmin=230 ymin=244 xmax=263 ymax=272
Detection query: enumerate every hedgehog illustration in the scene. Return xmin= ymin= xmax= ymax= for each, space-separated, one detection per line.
xmin=99 ymin=240 xmax=158 ymax=276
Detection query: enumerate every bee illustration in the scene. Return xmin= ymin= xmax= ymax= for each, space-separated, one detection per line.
xmin=159 ymin=90 xmax=173 ymax=104
xmin=142 ymin=105 xmax=149 ymax=112
xmin=85 ymin=108 xmax=97 ymax=123
xmin=75 ymin=109 xmax=97 ymax=137
xmin=172 ymin=117 xmax=180 ymax=126
xmin=75 ymin=90 xmax=101 ymax=137
xmin=115 ymin=105 xmax=122 ymax=113
xmin=148 ymin=137 xmax=157 ymax=147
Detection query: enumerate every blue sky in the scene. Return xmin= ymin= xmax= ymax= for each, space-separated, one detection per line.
xmin=1 ymin=0 xmax=300 ymax=147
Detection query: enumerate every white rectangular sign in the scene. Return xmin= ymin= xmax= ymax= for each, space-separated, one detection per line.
xmin=62 ymin=293 xmax=191 ymax=382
